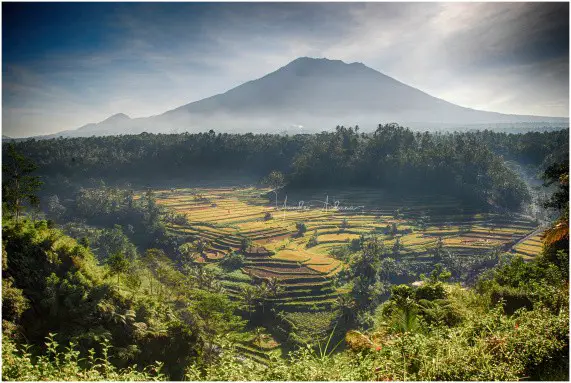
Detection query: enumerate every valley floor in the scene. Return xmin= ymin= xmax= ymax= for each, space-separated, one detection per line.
xmin=141 ymin=185 xmax=545 ymax=361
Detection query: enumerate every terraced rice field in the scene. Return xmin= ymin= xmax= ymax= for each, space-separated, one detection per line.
xmin=145 ymin=186 xmax=542 ymax=312
xmin=233 ymin=330 xmax=283 ymax=365
xmin=511 ymin=232 xmax=545 ymax=260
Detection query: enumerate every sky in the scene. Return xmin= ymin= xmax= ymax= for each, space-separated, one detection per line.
xmin=2 ymin=2 xmax=569 ymax=138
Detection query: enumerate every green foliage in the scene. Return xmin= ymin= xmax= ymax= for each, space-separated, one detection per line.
xmin=192 ymin=268 xmax=568 ymax=381
xmin=2 ymin=334 xmax=164 ymax=381
xmin=2 ymin=278 xmax=30 ymax=323
xmin=350 ymin=235 xmax=365 ymax=251
xmin=6 ymin=128 xmax=568 ymax=211
xmin=295 ymin=222 xmax=307 ymax=237
xmin=99 ymin=225 xmax=138 ymax=261
xmin=238 ymin=284 xmax=266 ymax=317
xmin=414 ymin=283 xmax=446 ymax=301
xmin=262 ymin=170 xmax=285 ymax=190
xmin=2 ymin=143 xmax=43 ymax=221
xmin=106 ymin=252 xmax=130 ymax=284
xmin=262 ymin=170 xmax=285 ymax=209
xmin=1 ymin=218 xmax=246 ymax=380
xmin=542 ymin=162 xmax=569 ymax=211
xmin=240 ymin=237 xmax=252 ymax=253
xmin=1 ymin=131 xmax=568 ymax=381
xmin=222 ymin=268 xmax=252 ymax=283
xmin=420 ymin=263 xmax=452 ymax=284
xmin=347 ymin=236 xmax=389 ymax=311
xmin=219 ymin=251 xmax=245 ymax=271
xmin=306 ymin=229 xmax=319 ymax=248
xmin=70 ymin=186 xmax=171 ymax=253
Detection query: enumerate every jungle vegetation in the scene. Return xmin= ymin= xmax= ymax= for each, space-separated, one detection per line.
xmin=1 ymin=127 xmax=569 ymax=381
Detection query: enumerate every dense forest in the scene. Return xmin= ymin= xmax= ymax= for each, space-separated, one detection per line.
xmin=1 ymin=126 xmax=569 ymax=381
xmin=4 ymin=125 xmax=568 ymax=210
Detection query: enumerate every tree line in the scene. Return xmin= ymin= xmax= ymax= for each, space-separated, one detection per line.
xmin=4 ymin=125 xmax=567 ymax=210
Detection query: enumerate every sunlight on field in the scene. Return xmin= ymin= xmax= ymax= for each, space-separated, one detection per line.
xmin=141 ymin=186 xmax=541 ymax=311
xmin=512 ymin=233 xmax=544 ymax=259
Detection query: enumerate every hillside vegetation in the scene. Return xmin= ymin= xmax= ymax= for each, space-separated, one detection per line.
xmin=1 ymin=128 xmax=569 ymax=381
xmin=5 ymin=126 xmax=567 ymax=210
xmin=2 ymin=204 xmax=567 ymax=380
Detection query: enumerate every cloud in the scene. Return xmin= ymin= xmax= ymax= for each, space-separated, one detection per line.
xmin=2 ymin=2 xmax=568 ymax=137
xmin=312 ymin=3 xmax=568 ymax=114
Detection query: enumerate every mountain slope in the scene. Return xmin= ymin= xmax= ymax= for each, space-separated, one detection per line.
xmin=166 ymin=58 xmax=474 ymax=116
xmin=48 ymin=57 xmax=569 ymax=137
xmin=44 ymin=113 xmax=133 ymax=138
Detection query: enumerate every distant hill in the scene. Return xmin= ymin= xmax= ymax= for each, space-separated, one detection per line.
xmin=40 ymin=113 xmax=132 ymax=138
xmin=38 ymin=57 xmax=570 ymax=138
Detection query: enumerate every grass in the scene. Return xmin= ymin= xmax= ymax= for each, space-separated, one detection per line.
xmin=273 ymin=250 xmax=311 ymax=263
xmin=306 ymin=262 xmax=342 ymax=274
xmin=317 ymin=233 xmax=360 ymax=243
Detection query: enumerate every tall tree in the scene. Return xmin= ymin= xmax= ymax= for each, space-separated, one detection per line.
xmin=106 ymin=252 xmax=130 ymax=284
xmin=262 ymin=170 xmax=285 ymax=209
xmin=2 ymin=144 xmax=43 ymax=221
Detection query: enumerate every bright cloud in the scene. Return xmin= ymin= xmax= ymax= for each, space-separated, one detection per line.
xmin=2 ymin=2 xmax=568 ymax=137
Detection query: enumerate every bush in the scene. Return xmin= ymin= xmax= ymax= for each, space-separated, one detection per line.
xmin=2 ymin=334 xmax=164 ymax=381
xmin=295 ymin=222 xmax=307 ymax=237
xmin=490 ymin=285 xmax=533 ymax=315
xmin=219 ymin=252 xmax=245 ymax=271
xmin=1 ymin=278 xmax=29 ymax=323
xmin=240 ymin=237 xmax=252 ymax=253
xmin=415 ymin=282 xmax=446 ymax=301
xmin=306 ymin=230 xmax=319 ymax=248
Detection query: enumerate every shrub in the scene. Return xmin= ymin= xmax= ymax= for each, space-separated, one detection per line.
xmin=350 ymin=237 xmax=362 ymax=251
xmin=2 ymin=334 xmax=165 ymax=381
xmin=490 ymin=285 xmax=533 ymax=315
xmin=240 ymin=237 xmax=252 ymax=253
xmin=219 ymin=252 xmax=245 ymax=271
xmin=306 ymin=230 xmax=319 ymax=248
xmin=295 ymin=222 xmax=307 ymax=237
xmin=415 ymin=282 xmax=446 ymax=301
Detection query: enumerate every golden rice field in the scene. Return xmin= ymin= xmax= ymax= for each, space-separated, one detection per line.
xmin=142 ymin=186 xmax=543 ymax=311
xmin=512 ymin=233 xmax=545 ymax=260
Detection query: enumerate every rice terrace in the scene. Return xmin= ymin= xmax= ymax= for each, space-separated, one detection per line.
xmin=150 ymin=186 xmax=544 ymax=308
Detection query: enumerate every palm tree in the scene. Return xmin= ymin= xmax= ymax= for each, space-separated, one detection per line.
xmin=262 ymin=170 xmax=285 ymax=209
xmin=192 ymin=239 xmax=210 ymax=259
xmin=186 ymin=264 xmax=221 ymax=292
xmin=335 ymin=294 xmax=356 ymax=323
xmin=391 ymin=299 xmax=419 ymax=334
xmin=239 ymin=285 xmax=259 ymax=318
xmin=255 ymin=282 xmax=271 ymax=313
xmin=265 ymin=277 xmax=284 ymax=297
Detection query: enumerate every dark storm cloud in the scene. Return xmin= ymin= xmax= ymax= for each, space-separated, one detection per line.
xmin=439 ymin=2 xmax=568 ymax=71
